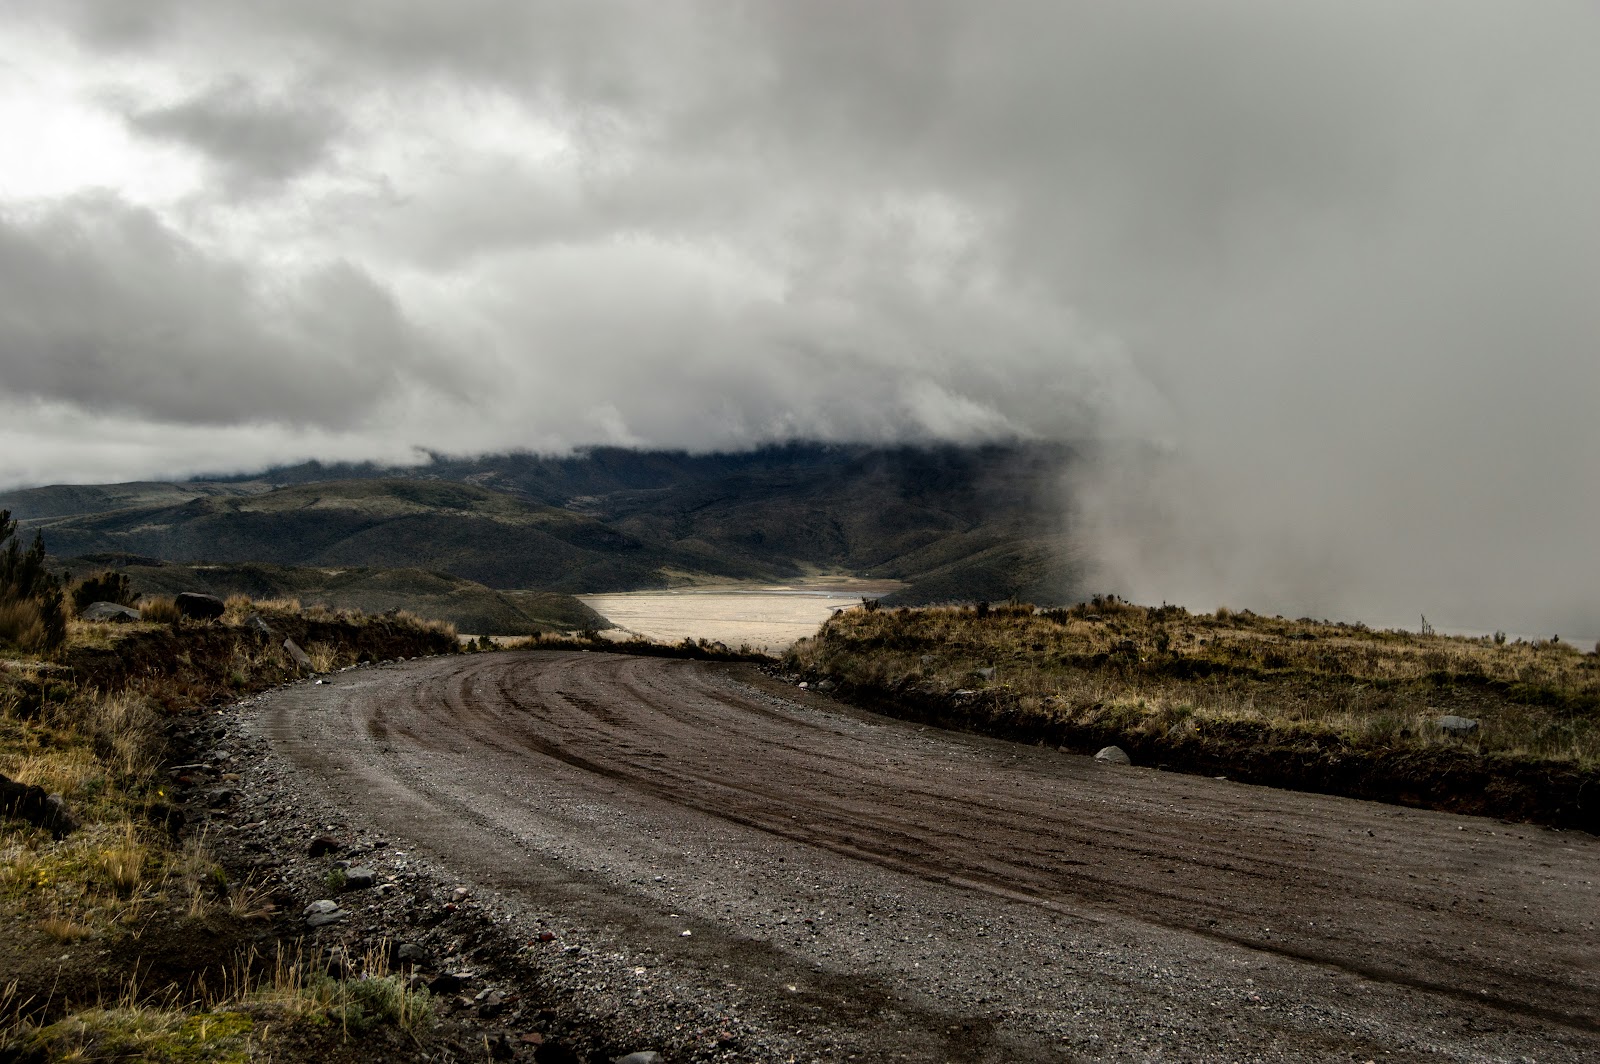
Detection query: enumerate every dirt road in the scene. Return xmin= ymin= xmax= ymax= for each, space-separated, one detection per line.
xmin=254 ymin=651 xmax=1599 ymax=1061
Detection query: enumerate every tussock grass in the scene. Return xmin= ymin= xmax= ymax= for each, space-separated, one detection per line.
xmin=39 ymin=914 xmax=93 ymax=943
xmin=137 ymin=596 xmax=182 ymax=625
xmin=96 ymin=822 xmax=147 ymax=897
xmin=220 ymin=594 xmax=254 ymax=624
xmin=0 ymin=597 xmax=458 ymax=1056
xmin=788 ymin=599 xmax=1600 ymax=768
xmin=0 ymin=600 xmax=49 ymax=654
xmin=225 ymin=940 xmax=432 ymax=1034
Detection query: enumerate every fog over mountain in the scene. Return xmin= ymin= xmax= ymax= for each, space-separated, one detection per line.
xmin=2 ymin=2 xmax=1596 ymax=635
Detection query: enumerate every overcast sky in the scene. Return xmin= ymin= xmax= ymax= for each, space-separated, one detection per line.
xmin=2 ymin=2 xmax=1596 ymax=633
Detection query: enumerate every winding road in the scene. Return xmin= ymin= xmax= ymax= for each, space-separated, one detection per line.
xmin=254 ymin=650 xmax=1599 ymax=1062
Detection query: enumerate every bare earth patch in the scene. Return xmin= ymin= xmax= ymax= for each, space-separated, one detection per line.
xmin=580 ymin=579 xmax=901 ymax=652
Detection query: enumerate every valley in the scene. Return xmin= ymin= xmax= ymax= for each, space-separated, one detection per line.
xmin=580 ymin=578 xmax=901 ymax=653
xmin=1 ymin=443 xmax=1084 ymax=617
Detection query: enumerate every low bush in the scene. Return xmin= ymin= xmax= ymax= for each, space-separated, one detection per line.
xmin=0 ymin=511 xmax=65 ymax=654
xmin=69 ymin=572 xmax=136 ymax=613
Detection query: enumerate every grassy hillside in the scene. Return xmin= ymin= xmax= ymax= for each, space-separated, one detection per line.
xmin=29 ymin=480 xmax=745 ymax=593
xmin=788 ymin=599 xmax=1600 ymax=828
xmin=65 ymin=558 xmax=602 ymax=635
xmin=8 ymin=444 xmax=1086 ymax=605
xmin=0 ymin=479 xmax=273 ymax=520
xmin=568 ymin=444 xmax=1082 ymax=602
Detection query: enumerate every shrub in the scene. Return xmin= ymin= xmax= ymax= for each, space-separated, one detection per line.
xmin=0 ymin=510 xmax=66 ymax=653
xmin=70 ymin=571 xmax=136 ymax=613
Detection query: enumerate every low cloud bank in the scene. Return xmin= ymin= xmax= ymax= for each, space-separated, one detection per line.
xmin=2 ymin=2 xmax=1596 ymax=635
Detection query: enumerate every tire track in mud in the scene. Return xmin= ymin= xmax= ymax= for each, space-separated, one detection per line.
xmin=257 ymin=650 xmax=1600 ymax=1061
xmin=499 ymin=654 xmax=1600 ymax=1029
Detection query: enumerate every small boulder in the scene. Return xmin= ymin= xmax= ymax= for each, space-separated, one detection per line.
xmin=973 ymin=666 xmax=997 ymax=681
xmin=283 ymin=638 xmax=315 ymax=672
xmin=307 ymin=835 xmax=342 ymax=857
xmin=394 ymin=942 xmax=431 ymax=968
xmin=79 ymin=601 xmax=141 ymax=623
xmin=245 ymin=613 xmax=274 ymax=639
xmin=341 ymin=866 xmax=377 ymax=891
xmin=1436 ymin=715 xmax=1479 ymax=737
xmin=175 ymin=592 xmax=226 ymax=621
xmin=615 ymin=1054 xmax=664 ymax=1064
xmin=428 ymin=972 xmax=466 ymax=994
xmin=303 ymin=899 xmax=347 ymax=928
xmin=0 ymin=773 xmax=79 ymax=838
xmin=1094 ymin=745 xmax=1132 ymax=766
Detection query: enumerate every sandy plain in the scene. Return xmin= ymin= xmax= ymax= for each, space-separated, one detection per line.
xmin=580 ymin=579 xmax=902 ymax=652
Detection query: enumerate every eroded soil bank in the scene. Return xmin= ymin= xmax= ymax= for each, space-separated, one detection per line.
xmin=818 ymin=676 xmax=1600 ymax=832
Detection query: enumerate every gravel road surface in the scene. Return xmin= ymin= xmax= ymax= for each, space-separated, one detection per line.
xmin=251 ymin=650 xmax=1599 ymax=1062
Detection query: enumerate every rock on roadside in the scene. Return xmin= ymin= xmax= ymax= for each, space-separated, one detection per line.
xmin=304 ymin=899 xmax=347 ymax=928
xmin=79 ymin=601 xmax=141 ymax=623
xmin=0 ymin=772 xmax=79 ymax=838
xmin=175 ymin=592 xmax=226 ymax=621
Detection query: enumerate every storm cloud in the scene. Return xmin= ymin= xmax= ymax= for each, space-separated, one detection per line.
xmin=2 ymin=1 xmax=1597 ymax=634
xmin=124 ymin=79 xmax=343 ymax=193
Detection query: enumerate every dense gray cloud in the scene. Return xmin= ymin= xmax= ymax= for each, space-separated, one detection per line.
xmin=0 ymin=195 xmax=445 ymax=426
xmin=2 ymin=1 xmax=1597 ymax=634
xmin=124 ymin=79 xmax=342 ymax=192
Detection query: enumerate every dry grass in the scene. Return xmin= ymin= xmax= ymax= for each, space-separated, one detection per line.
xmin=223 ymin=940 xmax=432 ymax=1034
xmin=1 ymin=598 xmax=460 ymax=1059
xmin=0 ymin=600 xmax=48 ymax=653
xmin=388 ymin=609 xmax=457 ymax=640
xmin=96 ymin=822 xmax=147 ymax=898
xmin=304 ymin=641 xmax=341 ymax=672
xmin=218 ymin=595 xmax=256 ymax=626
xmin=789 ymin=599 xmax=1600 ymax=767
xmin=40 ymin=914 xmax=93 ymax=943
xmin=137 ymin=596 xmax=182 ymax=625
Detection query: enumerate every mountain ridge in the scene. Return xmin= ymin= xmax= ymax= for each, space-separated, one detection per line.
xmin=5 ymin=443 xmax=1086 ymax=606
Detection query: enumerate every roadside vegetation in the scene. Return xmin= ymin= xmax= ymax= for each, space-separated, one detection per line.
xmin=0 ymin=511 xmax=67 ymax=656
xmin=505 ymin=627 xmax=774 ymax=663
xmin=787 ymin=597 xmax=1600 ymax=828
xmin=0 ymin=551 xmax=457 ymax=1061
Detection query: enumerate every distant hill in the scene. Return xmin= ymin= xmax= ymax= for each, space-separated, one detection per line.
xmin=62 ymin=557 xmax=601 ymax=636
xmin=6 ymin=443 xmax=1087 ymax=606
xmin=0 ymin=480 xmax=273 ymax=520
xmin=22 ymin=479 xmax=755 ymax=593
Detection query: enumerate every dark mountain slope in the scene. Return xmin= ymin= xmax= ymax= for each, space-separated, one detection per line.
xmin=11 ymin=444 xmax=1087 ymax=604
xmin=67 ymin=558 xmax=601 ymax=635
xmin=0 ymin=479 xmax=272 ymax=520
xmin=29 ymin=479 xmax=759 ymax=592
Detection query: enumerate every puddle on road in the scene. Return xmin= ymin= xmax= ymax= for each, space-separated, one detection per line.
xmin=580 ymin=580 xmax=902 ymax=653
